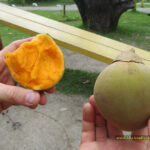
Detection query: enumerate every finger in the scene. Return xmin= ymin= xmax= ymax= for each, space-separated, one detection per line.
xmin=1 ymin=102 xmax=12 ymax=110
xmin=148 ymin=119 xmax=150 ymax=135
xmin=0 ymin=105 xmax=3 ymax=113
xmin=89 ymin=95 xmax=99 ymax=114
xmin=0 ymin=83 xmax=40 ymax=108
xmin=132 ymin=126 xmax=148 ymax=137
xmin=39 ymin=93 xmax=47 ymax=105
xmin=13 ymin=37 xmax=34 ymax=49
xmin=147 ymin=119 xmax=150 ymax=148
xmin=81 ymin=103 xmax=95 ymax=144
xmin=107 ymin=122 xmax=123 ymax=139
xmin=89 ymin=95 xmax=107 ymax=140
xmin=131 ymin=125 xmax=148 ymax=144
xmin=46 ymin=87 xmax=56 ymax=94
xmin=2 ymin=37 xmax=34 ymax=53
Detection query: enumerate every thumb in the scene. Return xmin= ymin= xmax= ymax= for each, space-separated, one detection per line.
xmin=148 ymin=118 xmax=150 ymax=135
xmin=0 ymin=83 xmax=40 ymax=108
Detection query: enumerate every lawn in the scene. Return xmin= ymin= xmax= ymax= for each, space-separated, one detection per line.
xmin=57 ymin=69 xmax=99 ymax=97
xmin=104 ymin=11 xmax=150 ymax=51
xmin=31 ymin=0 xmax=74 ymax=6
xmin=137 ymin=3 xmax=150 ymax=8
xmin=0 ymin=10 xmax=150 ymax=96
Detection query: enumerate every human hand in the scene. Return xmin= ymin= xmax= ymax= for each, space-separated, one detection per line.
xmin=0 ymin=37 xmax=55 ymax=112
xmin=79 ymin=95 xmax=150 ymax=150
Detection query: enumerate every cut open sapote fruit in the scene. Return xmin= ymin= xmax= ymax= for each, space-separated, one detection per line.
xmin=4 ymin=34 xmax=64 ymax=90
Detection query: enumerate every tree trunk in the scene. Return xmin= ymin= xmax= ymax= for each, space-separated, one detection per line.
xmin=74 ymin=0 xmax=134 ymax=32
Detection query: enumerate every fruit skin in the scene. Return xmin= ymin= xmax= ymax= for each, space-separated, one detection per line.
xmin=4 ymin=34 xmax=64 ymax=90
xmin=94 ymin=53 xmax=150 ymax=131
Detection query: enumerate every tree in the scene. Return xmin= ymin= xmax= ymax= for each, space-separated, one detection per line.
xmin=74 ymin=0 xmax=134 ymax=32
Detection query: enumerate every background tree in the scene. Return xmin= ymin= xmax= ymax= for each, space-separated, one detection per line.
xmin=74 ymin=0 xmax=134 ymax=32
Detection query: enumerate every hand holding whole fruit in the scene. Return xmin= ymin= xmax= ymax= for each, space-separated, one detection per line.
xmin=79 ymin=95 xmax=150 ymax=150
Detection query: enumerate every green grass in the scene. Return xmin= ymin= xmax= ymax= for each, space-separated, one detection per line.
xmin=35 ymin=0 xmax=74 ymax=6
xmin=56 ymin=69 xmax=99 ymax=97
xmin=102 ymin=11 xmax=150 ymax=51
xmin=29 ymin=10 xmax=82 ymax=27
xmin=1 ymin=0 xmax=74 ymax=6
xmin=137 ymin=3 xmax=150 ymax=8
xmin=0 ymin=10 xmax=150 ymax=96
xmin=0 ymin=26 xmax=30 ymax=47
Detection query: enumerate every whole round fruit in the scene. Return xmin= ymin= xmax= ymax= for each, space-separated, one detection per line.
xmin=94 ymin=49 xmax=150 ymax=131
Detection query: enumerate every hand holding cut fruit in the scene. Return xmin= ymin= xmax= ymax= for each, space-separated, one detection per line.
xmin=0 ymin=34 xmax=64 ymax=112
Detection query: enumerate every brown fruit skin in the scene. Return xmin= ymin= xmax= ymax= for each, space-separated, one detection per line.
xmin=94 ymin=61 xmax=150 ymax=131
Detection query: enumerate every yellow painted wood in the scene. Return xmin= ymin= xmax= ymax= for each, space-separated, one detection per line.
xmin=0 ymin=3 xmax=150 ymax=66
xmin=0 ymin=11 xmax=118 ymax=64
xmin=0 ymin=3 xmax=147 ymax=54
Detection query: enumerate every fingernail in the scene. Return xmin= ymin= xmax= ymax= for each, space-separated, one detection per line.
xmin=25 ymin=93 xmax=36 ymax=106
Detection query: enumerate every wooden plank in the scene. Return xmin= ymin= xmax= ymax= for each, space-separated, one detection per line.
xmin=0 ymin=3 xmax=150 ymax=65
xmin=0 ymin=11 xmax=118 ymax=64
xmin=0 ymin=3 xmax=148 ymax=53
